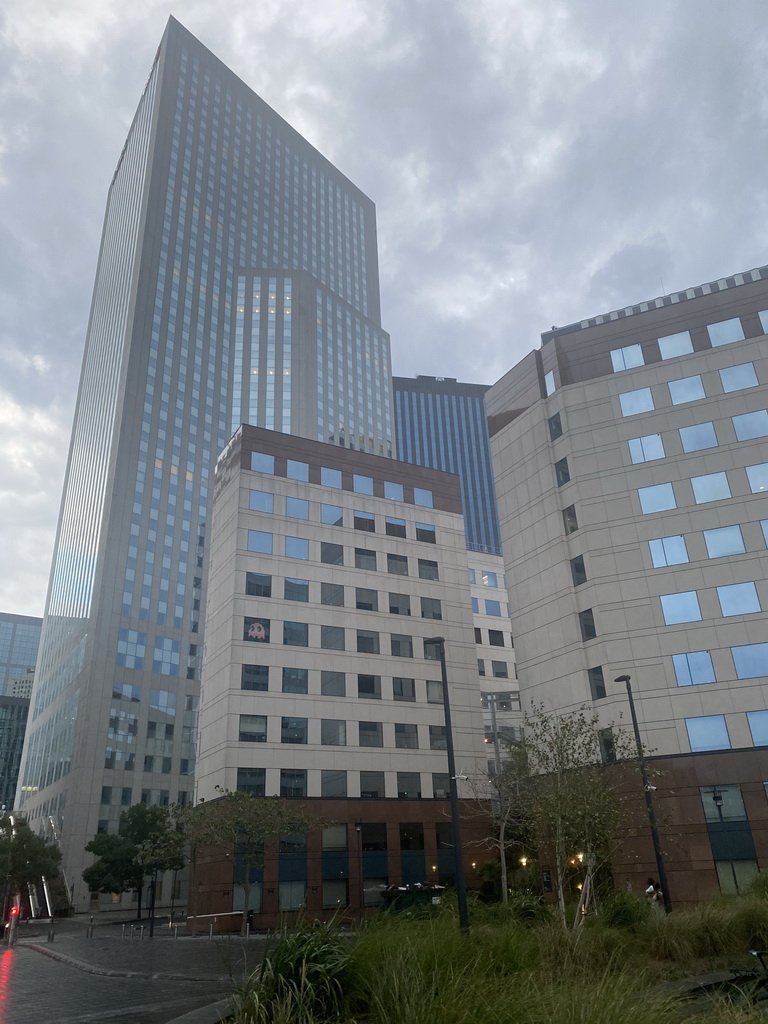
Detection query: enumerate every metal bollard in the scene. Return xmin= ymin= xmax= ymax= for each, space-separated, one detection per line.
xmin=246 ymin=923 xmax=250 ymax=939
xmin=130 ymin=925 xmax=135 ymax=940
xmin=174 ymin=925 xmax=178 ymax=940
xmin=47 ymin=917 xmax=55 ymax=943
xmin=121 ymin=924 xmax=126 ymax=939
xmin=140 ymin=925 xmax=145 ymax=941
xmin=208 ymin=922 xmax=213 ymax=941
xmin=86 ymin=915 xmax=94 ymax=939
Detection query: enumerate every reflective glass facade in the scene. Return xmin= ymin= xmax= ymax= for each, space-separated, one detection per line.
xmin=0 ymin=612 xmax=41 ymax=696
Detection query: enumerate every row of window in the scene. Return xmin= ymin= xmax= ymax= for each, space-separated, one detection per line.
xmin=470 ymin=597 xmax=508 ymax=617
xmin=477 ymin=658 xmax=513 ymax=679
xmin=238 ymin=713 xmax=448 ymax=750
xmin=474 ymin=627 xmax=511 ymax=647
xmin=103 ymin=749 xmax=192 ymax=773
xmin=241 ymin=666 xmax=445 ymax=702
xmin=250 ymin=451 xmax=434 ymax=508
xmin=243 ymin=616 xmax=444 ymax=657
xmin=620 ymin=383 xmax=764 ymax=420
xmin=236 ymin=766 xmax=450 ymax=800
xmin=468 ymin=568 xmax=506 ymax=588
xmin=248 ymin=488 xmax=437 ymax=542
xmin=638 ymin=462 xmax=768 ymax=513
xmin=246 ymin=532 xmax=440 ymax=579
xmin=245 ymin=572 xmax=442 ymax=618
xmin=611 ymin=315 xmax=764 ymax=373
xmin=626 ymin=413 xmax=768 ymax=462
xmin=99 ymin=787 xmax=190 ymax=812
xmin=648 ymin=522 xmax=768 ymax=567
xmin=687 ymin=710 xmax=768 ymax=752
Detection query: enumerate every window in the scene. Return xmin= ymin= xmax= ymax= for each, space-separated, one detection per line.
xmin=588 ymin=666 xmax=606 ymax=700
xmin=708 ymin=317 xmax=744 ymax=346
xmin=761 ymin=310 xmax=768 ymax=334
xmin=554 ymin=457 xmax=570 ymax=486
xmin=355 ymin=547 xmax=377 ymax=570
xmin=701 ymin=784 xmax=748 ymax=823
xmin=548 ymin=412 xmax=563 ymax=440
xmin=672 ymin=651 xmax=715 ymax=686
xmin=282 ymin=667 xmax=308 ymax=693
xmin=611 ymin=344 xmax=644 ymax=371
xmin=359 ymin=721 xmax=383 ymax=747
xmin=418 ymin=559 xmax=439 ymax=581
xmin=357 ymin=630 xmax=380 ymax=654
xmin=321 ymin=719 xmax=346 ymax=745
xmin=669 ymin=375 xmax=705 ymax=405
xmin=353 ymin=474 xmax=374 ymax=495
xmin=733 ymin=645 xmax=768 ymax=684
xmin=247 ymin=530 xmax=272 ymax=554
xmin=429 ymin=725 xmax=447 ymax=750
xmin=433 ymin=773 xmax=450 ymax=799
xmin=570 ymin=555 xmax=587 ymax=586
xmin=284 ymin=578 xmax=309 ymax=602
xmin=393 ymin=677 xmax=416 ymax=702
xmin=619 ymin=387 xmax=654 ymax=416
xmin=468 ymin=568 xmax=477 ymax=584
xmin=747 ymin=464 xmax=768 ymax=493
xmin=686 ymin=715 xmax=731 ymax=752
xmin=544 ymin=370 xmax=556 ymax=396
xmin=384 ymin=481 xmax=404 ymax=501
xmin=391 ymin=634 xmax=413 ymax=658
xmin=649 ymin=535 xmax=688 ymax=567
xmin=358 ymin=674 xmax=381 ymax=699
xmin=280 ymin=769 xmax=307 ymax=798
xmin=321 ymin=625 xmax=345 ymax=650
xmin=354 ymin=510 xmax=375 ymax=532
xmin=639 ymin=483 xmax=676 ymax=514
xmin=285 ymin=536 xmax=309 ymax=560
xmin=389 ymin=592 xmax=411 ymax=616
xmin=320 ymin=467 xmax=342 ymax=488
xmin=286 ymin=459 xmax=309 ymax=481
xmin=320 ymin=503 xmax=343 ymax=526
xmin=485 ymin=599 xmax=502 ymax=616
xmin=286 ymin=497 xmax=309 ymax=520
xmin=733 ymin=410 xmax=768 ymax=441
xmin=598 ymin=729 xmax=616 ymax=765
xmin=281 ymin=717 xmax=308 ymax=744
xmin=355 ymin=587 xmax=378 ymax=611
xmin=427 ymin=680 xmax=444 ymax=704
xmin=474 ymin=627 xmax=482 ymax=643
xmin=718 ymin=582 xmax=760 ymax=616
xmin=704 ymin=525 xmax=745 ymax=558
xmin=578 ymin=609 xmax=596 ymax=640
xmin=387 ymin=553 xmax=408 ymax=575
xmin=321 ymin=583 xmax=344 ymax=607
xmin=488 ymin=630 xmax=505 ymax=647
xmin=321 ymin=770 xmax=347 ymax=798
xmin=481 ymin=571 xmax=498 ymax=587
xmin=385 ymin=516 xmax=406 ymax=537
xmin=414 ymin=487 xmax=433 ymax=508
xmin=477 ymin=658 xmax=486 ymax=676
xmin=660 ymin=591 xmax=702 ymax=624
xmin=424 ymin=639 xmax=441 ymax=660
xmin=692 ymin=472 xmax=731 ymax=504
xmin=562 ymin=505 xmax=578 ymax=534
xmin=491 ymin=660 xmax=509 ymax=678
xmin=395 ymin=723 xmax=419 ymax=749
xmin=323 ymin=880 xmax=348 ymax=911
xmin=680 ymin=422 xmax=718 ymax=453
xmin=416 ymin=522 xmax=436 ymax=543
xmin=360 ymin=771 xmax=385 ymax=798
xmin=322 ymin=542 xmax=344 ymax=565
xmin=720 ymin=362 xmax=758 ymax=392
xmin=628 ymin=434 xmax=665 ymax=463
xmin=246 ymin=572 xmax=272 ymax=597
xmin=244 ymin=617 xmax=269 ymax=642
xmin=239 ymin=714 xmax=267 ymax=743
xmin=762 ymin=520 xmax=768 ymax=547
xmin=249 ymin=489 xmax=274 ymax=513
xmin=283 ymin=621 xmax=308 ymax=646
xmin=421 ymin=597 xmax=442 ymax=620
xmin=321 ymin=670 xmax=345 ymax=696
xmin=658 ymin=330 xmax=694 ymax=359
xmin=397 ymin=772 xmax=421 ymax=799
xmin=251 ymin=452 xmax=274 ymax=474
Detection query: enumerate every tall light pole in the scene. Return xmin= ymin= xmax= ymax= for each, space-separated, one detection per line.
xmin=614 ymin=674 xmax=672 ymax=913
xmin=426 ymin=637 xmax=470 ymax=934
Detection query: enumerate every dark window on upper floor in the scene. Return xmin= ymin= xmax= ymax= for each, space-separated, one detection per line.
xmin=563 ymin=505 xmax=578 ymax=534
xmin=588 ymin=666 xmax=606 ymax=700
xmin=555 ymin=457 xmax=570 ymax=486
xmin=579 ymin=609 xmax=596 ymax=641
xmin=570 ymin=556 xmax=587 ymax=587
xmin=548 ymin=412 xmax=563 ymax=440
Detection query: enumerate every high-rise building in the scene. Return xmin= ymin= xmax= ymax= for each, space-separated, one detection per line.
xmin=487 ymin=265 xmax=768 ymax=901
xmin=17 ymin=17 xmax=392 ymax=907
xmin=0 ymin=696 xmax=30 ymax=812
xmin=0 ymin=612 xmax=41 ymax=696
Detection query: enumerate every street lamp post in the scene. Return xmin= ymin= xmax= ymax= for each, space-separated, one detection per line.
xmin=614 ymin=674 xmax=672 ymax=913
xmin=426 ymin=637 xmax=470 ymax=934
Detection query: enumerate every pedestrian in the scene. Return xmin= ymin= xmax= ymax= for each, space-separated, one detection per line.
xmin=645 ymin=877 xmax=656 ymax=899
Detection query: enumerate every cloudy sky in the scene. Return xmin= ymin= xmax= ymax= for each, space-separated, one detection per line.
xmin=1 ymin=0 xmax=767 ymax=617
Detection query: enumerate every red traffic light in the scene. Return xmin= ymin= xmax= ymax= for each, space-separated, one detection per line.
xmin=9 ymin=907 xmax=19 ymax=917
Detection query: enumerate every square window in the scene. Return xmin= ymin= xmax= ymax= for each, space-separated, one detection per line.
xmin=385 ymin=517 xmax=406 ymax=538
xmin=424 ymin=639 xmax=441 ymax=660
xmin=588 ymin=666 xmax=606 ymax=700
xmin=432 ymin=773 xmax=450 ymax=799
xmin=285 ymin=536 xmax=310 ymax=559
xmin=393 ymin=677 xmax=416 ymax=701
xmin=686 ymin=715 xmax=730 ymax=752
xmin=562 ymin=505 xmax=578 ymax=534
xmin=320 ymin=504 xmax=343 ymax=526
xmin=239 ymin=714 xmax=267 ymax=743
xmin=491 ymin=660 xmax=508 ymax=678
xmin=321 ymin=719 xmax=346 ymax=745
xmin=321 ymin=583 xmax=344 ymax=606
xmin=672 ymin=651 xmax=715 ymax=686
xmin=639 ymin=483 xmax=676 ymax=514
xmin=733 ymin=410 xmax=768 ymax=441
xmin=708 ymin=317 xmax=744 ymax=347
xmin=286 ymin=459 xmax=309 ymax=481
xmin=610 ymin=344 xmax=644 ymax=371
xmin=429 ymin=724 xmax=447 ymax=750
xmin=732 ymin=643 xmax=768 ymax=679
xmin=416 ymin=522 xmax=436 ymax=543
xmin=578 ymin=608 xmax=596 ymax=640
xmin=389 ymin=593 xmax=411 ymax=616
xmin=660 ymin=591 xmax=702 ymax=624
xmin=280 ymin=769 xmax=307 ymax=798
xmin=691 ymin=472 xmax=730 ymax=504
xmin=247 ymin=530 xmax=272 ymax=554
xmin=249 ymin=489 xmax=274 ymax=513
xmin=281 ymin=716 xmax=308 ymax=744
xmin=649 ymin=536 xmax=688 ymax=567
xmin=680 ymin=422 xmax=718 ymax=452
xmin=485 ymin=599 xmax=501 ymax=616
xmin=395 ymin=723 xmax=419 ymax=749
xmin=357 ymin=630 xmax=380 ymax=654
xmin=355 ymin=548 xmax=377 ymax=570
xmin=321 ymin=771 xmax=347 ymax=798
xmin=414 ymin=487 xmax=433 ymax=508
xmin=669 ymin=375 xmax=705 ymax=405
xmin=397 ymin=772 xmax=421 ymax=799
xmin=384 ymin=481 xmax=404 ymax=501
xmin=360 ymin=771 xmax=385 ymax=798
xmin=320 ymin=467 xmax=342 ymax=488
xmin=570 ymin=555 xmax=587 ymax=585
xmin=387 ymin=553 xmax=408 ymax=575
xmin=241 ymin=664 xmax=268 ymax=690
xmin=720 ymin=362 xmax=758 ymax=393
xmin=554 ymin=457 xmax=570 ymax=485
xmin=481 ymin=571 xmax=498 ymax=587
xmin=619 ymin=387 xmax=654 ymax=416
xmin=284 ymin=577 xmax=309 ymax=602
xmin=321 ymin=670 xmax=345 ymax=695
xmin=390 ymin=633 xmax=413 ymax=658
xmin=421 ymin=596 xmax=442 ymax=620
xmin=251 ymin=452 xmax=274 ymax=474
xmin=354 ymin=510 xmax=376 ymax=532
xmin=321 ymin=625 xmax=345 ymax=650
xmin=283 ymin=621 xmax=308 ymax=646
xmin=286 ymin=497 xmax=309 ymax=520
xmin=244 ymin=617 xmax=269 ymax=642
xmin=658 ymin=331 xmax=693 ymax=359
xmin=356 ymin=587 xmax=378 ymax=611
xmin=629 ymin=434 xmax=665 ymax=463
xmin=747 ymin=464 xmax=768 ymax=493
xmin=418 ymin=559 xmax=439 ymax=581
xmin=282 ymin=667 xmax=308 ymax=693
xmin=704 ymin=525 xmax=744 ymax=558
xmin=488 ymin=630 xmax=505 ymax=646
xmin=718 ymin=582 xmax=760 ymax=616
xmin=358 ymin=674 xmax=381 ymax=699
xmin=548 ymin=412 xmax=563 ymax=440
xmin=322 ymin=542 xmax=344 ymax=565
xmin=359 ymin=721 xmax=383 ymax=746
xmin=353 ymin=474 xmax=374 ymax=495
xmin=246 ymin=572 xmax=271 ymax=597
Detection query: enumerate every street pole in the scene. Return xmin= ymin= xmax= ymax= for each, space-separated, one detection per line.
xmin=427 ymin=637 xmax=470 ymax=935
xmin=487 ymin=693 xmax=509 ymax=903
xmin=614 ymin=674 xmax=672 ymax=913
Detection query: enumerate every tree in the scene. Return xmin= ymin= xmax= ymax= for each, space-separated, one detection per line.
xmin=0 ymin=815 xmax=61 ymax=914
xmin=188 ymin=788 xmax=321 ymax=933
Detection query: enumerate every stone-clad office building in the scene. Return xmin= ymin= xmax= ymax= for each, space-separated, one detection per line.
xmin=488 ymin=266 xmax=768 ymax=901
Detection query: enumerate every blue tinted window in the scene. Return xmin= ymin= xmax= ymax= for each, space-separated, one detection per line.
xmin=691 ymin=472 xmax=730 ymax=503
xmin=703 ymin=525 xmax=744 ymax=558
xmin=414 ymin=487 xmax=433 ymax=508
xmin=251 ymin=452 xmax=274 ymax=473
xmin=384 ymin=481 xmax=404 ymax=501
xmin=747 ymin=711 xmax=768 ymax=746
xmin=610 ymin=344 xmax=644 ymax=371
xmin=471 ymin=597 xmax=479 ymax=613
xmin=686 ymin=715 xmax=730 ymax=752
xmin=660 ymin=591 xmax=701 ymax=624
xmin=286 ymin=459 xmax=309 ymax=481
xmin=672 ymin=651 xmax=715 ymax=686
xmin=732 ymin=643 xmax=768 ymax=679
xmin=717 ymin=582 xmax=760 ymax=616
xmin=286 ymin=497 xmax=309 ymax=520
xmin=249 ymin=490 xmax=274 ymax=513
xmin=353 ymin=474 xmax=374 ymax=494
xmin=668 ymin=375 xmax=705 ymax=405
xmin=320 ymin=467 xmax=342 ymax=488
xmin=485 ymin=600 xmax=502 ymax=616
xmin=544 ymin=370 xmax=556 ymax=396
xmin=649 ymin=536 xmax=688 ymax=567
xmin=638 ymin=483 xmax=676 ymax=514
xmin=708 ymin=318 xmax=744 ymax=346
xmin=733 ymin=410 xmax=768 ymax=441
xmin=679 ymin=422 xmax=717 ymax=453
xmin=247 ymin=530 xmax=272 ymax=554
xmin=629 ymin=434 xmax=665 ymax=463
xmin=720 ymin=363 xmax=758 ymax=393
xmin=658 ymin=331 xmax=693 ymax=359
xmin=320 ymin=504 xmax=343 ymax=526
xmin=747 ymin=464 xmax=768 ymax=493
xmin=285 ymin=536 xmax=310 ymax=560
xmin=619 ymin=388 xmax=654 ymax=416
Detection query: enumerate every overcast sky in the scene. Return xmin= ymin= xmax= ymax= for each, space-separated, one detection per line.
xmin=2 ymin=0 xmax=768 ymax=617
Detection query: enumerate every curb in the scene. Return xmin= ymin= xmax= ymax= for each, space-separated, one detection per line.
xmin=19 ymin=942 xmax=230 ymax=983
xmin=165 ymin=998 xmax=232 ymax=1024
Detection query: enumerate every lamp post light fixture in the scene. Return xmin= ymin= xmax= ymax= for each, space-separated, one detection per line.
xmin=426 ymin=637 xmax=470 ymax=935
xmin=614 ymin=673 xmax=672 ymax=913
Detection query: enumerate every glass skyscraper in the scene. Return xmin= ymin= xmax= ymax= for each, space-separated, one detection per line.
xmin=0 ymin=612 xmax=41 ymax=696
xmin=17 ymin=16 xmax=392 ymax=905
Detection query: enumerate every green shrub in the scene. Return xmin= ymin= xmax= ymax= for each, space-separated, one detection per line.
xmin=745 ymin=870 xmax=768 ymax=901
xmin=597 ymin=889 xmax=651 ymax=929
